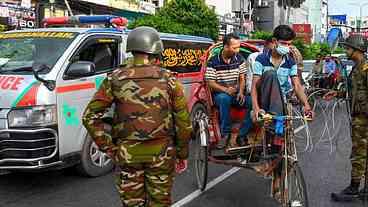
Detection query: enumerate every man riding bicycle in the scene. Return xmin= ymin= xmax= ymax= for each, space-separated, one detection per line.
xmin=251 ymin=25 xmax=313 ymax=153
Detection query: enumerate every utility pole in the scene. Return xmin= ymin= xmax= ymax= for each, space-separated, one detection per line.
xmin=240 ymin=0 xmax=244 ymax=34
xmin=49 ymin=0 xmax=55 ymax=17
xmin=64 ymin=0 xmax=73 ymax=16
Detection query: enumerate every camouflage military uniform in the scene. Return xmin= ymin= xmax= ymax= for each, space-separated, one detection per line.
xmin=82 ymin=65 xmax=192 ymax=207
xmin=350 ymin=60 xmax=368 ymax=183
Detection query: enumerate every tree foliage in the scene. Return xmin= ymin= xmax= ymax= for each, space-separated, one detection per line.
xmin=128 ymin=0 xmax=219 ymax=40
xmin=293 ymin=39 xmax=346 ymax=60
xmin=250 ymin=30 xmax=273 ymax=40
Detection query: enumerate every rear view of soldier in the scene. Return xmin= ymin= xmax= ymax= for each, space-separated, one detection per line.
xmin=82 ymin=26 xmax=192 ymax=207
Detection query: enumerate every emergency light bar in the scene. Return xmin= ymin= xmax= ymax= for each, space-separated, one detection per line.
xmin=42 ymin=15 xmax=128 ymax=28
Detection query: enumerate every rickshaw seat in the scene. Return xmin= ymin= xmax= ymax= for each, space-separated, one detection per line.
xmin=230 ymin=107 xmax=247 ymax=122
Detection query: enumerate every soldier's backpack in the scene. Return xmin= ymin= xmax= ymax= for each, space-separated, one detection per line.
xmin=110 ymin=65 xmax=176 ymax=164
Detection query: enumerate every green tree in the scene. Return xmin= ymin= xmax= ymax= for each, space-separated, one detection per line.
xmin=129 ymin=0 xmax=219 ymax=40
xmin=250 ymin=30 xmax=272 ymax=40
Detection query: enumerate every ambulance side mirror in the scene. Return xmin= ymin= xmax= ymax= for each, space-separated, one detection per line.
xmin=65 ymin=61 xmax=96 ymax=79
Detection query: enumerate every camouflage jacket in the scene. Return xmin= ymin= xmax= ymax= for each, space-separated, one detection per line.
xmin=351 ymin=60 xmax=368 ymax=115
xmin=82 ymin=65 xmax=192 ymax=163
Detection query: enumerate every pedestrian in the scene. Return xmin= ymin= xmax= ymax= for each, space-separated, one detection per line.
xmin=82 ymin=26 xmax=192 ymax=207
xmin=313 ymin=54 xmax=324 ymax=74
xmin=327 ymin=34 xmax=368 ymax=202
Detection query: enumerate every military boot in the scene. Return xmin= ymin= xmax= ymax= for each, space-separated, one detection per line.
xmin=331 ymin=181 xmax=360 ymax=202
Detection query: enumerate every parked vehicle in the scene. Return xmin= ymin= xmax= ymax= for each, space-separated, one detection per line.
xmin=0 ymin=15 xmax=213 ymax=176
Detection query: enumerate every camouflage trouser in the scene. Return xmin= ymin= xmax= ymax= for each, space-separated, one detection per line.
xmin=351 ymin=114 xmax=368 ymax=183
xmin=113 ymin=146 xmax=175 ymax=207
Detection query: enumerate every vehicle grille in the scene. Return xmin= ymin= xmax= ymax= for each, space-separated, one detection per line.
xmin=0 ymin=129 xmax=58 ymax=161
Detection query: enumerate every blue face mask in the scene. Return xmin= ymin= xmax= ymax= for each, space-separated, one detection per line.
xmin=276 ymin=45 xmax=290 ymax=56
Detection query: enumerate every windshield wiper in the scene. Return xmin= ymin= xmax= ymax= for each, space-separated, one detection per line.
xmin=9 ymin=67 xmax=33 ymax=72
xmin=0 ymin=66 xmax=33 ymax=73
xmin=32 ymin=64 xmax=55 ymax=91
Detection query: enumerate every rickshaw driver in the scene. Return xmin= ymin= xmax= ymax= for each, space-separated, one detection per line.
xmin=251 ymin=25 xmax=313 ymax=153
xmin=205 ymin=33 xmax=253 ymax=149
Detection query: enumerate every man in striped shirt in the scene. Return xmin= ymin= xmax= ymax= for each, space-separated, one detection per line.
xmin=205 ymin=33 xmax=252 ymax=148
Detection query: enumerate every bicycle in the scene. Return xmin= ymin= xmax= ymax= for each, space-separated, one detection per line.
xmin=254 ymin=103 xmax=311 ymax=207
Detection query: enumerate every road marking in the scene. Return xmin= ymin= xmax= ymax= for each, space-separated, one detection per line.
xmin=172 ymin=167 xmax=240 ymax=207
xmin=294 ymin=125 xmax=306 ymax=134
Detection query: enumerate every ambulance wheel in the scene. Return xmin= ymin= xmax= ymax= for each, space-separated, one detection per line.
xmin=194 ymin=124 xmax=209 ymax=191
xmin=76 ymin=135 xmax=114 ymax=177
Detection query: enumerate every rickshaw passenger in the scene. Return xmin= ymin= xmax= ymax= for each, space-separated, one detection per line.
xmin=251 ymin=25 xmax=312 ymax=152
xmin=205 ymin=33 xmax=253 ymax=148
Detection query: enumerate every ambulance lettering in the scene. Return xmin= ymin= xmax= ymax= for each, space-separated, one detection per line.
xmin=0 ymin=76 xmax=24 ymax=90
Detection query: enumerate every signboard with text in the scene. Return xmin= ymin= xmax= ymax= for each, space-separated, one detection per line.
xmin=0 ymin=3 xmax=35 ymax=29
xmin=292 ymin=24 xmax=312 ymax=44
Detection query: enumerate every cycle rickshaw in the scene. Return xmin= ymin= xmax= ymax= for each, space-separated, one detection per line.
xmin=191 ymin=42 xmax=310 ymax=207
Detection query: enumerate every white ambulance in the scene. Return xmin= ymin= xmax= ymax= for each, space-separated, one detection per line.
xmin=0 ymin=15 xmax=213 ymax=176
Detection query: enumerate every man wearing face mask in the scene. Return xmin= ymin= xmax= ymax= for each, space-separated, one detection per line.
xmin=251 ymin=24 xmax=312 ymax=146
xmin=326 ymin=34 xmax=368 ymax=202
xmin=250 ymin=24 xmax=312 ymax=201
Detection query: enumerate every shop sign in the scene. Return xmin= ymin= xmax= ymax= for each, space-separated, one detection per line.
xmin=0 ymin=3 xmax=35 ymax=29
xmin=139 ymin=1 xmax=155 ymax=14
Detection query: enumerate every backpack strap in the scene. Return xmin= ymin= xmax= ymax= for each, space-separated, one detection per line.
xmin=161 ymin=68 xmax=178 ymax=141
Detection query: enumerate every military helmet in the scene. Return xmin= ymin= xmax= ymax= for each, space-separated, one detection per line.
xmin=340 ymin=34 xmax=368 ymax=53
xmin=126 ymin=26 xmax=163 ymax=55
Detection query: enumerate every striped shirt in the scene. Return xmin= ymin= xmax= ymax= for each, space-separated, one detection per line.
xmin=205 ymin=51 xmax=247 ymax=88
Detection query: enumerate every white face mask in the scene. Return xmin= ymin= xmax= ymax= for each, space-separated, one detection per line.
xmin=276 ymin=45 xmax=290 ymax=56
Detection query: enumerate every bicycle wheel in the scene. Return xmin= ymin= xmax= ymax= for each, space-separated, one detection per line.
xmin=280 ymin=162 xmax=309 ymax=207
xmin=194 ymin=123 xmax=209 ymax=191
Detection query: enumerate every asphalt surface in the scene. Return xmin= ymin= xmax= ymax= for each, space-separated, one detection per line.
xmin=0 ymin=99 xmax=367 ymax=207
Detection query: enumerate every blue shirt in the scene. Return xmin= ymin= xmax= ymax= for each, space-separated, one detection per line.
xmin=324 ymin=60 xmax=337 ymax=74
xmin=253 ymin=51 xmax=298 ymax=96
xmin=205 ymin=51 xmax=247 ymax=88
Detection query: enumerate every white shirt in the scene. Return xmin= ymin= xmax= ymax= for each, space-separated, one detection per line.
xmin=246 ymin=52 xmax=260 ymax=93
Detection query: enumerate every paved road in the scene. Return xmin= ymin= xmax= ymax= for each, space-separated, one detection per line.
xmin=0 ymin=100 xmax=367 ymax=207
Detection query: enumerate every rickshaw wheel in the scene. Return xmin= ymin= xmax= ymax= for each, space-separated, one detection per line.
xmin=194 ymin=123 xmax=209 ymax=191
xmin=280 ymin=162 xmax=309 ymax=207
xmin=191 ymin=104 xmax=208 ymax=131
xmin=277 ymin=103 xmax=308 ymax=207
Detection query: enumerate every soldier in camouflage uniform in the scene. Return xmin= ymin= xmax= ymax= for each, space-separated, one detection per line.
xmin=329 ymin=34 xmax=368 ymax=202
xmin=82 ymin=26 xmax=192 ymax=207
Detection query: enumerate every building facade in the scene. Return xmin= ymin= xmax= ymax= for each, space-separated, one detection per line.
xmin=305 ymin=0 xmax=328 ymax=42
xmin=253 ymin=0 xmax=309 ymax=32
xmin=347 ymin=16 xmax=368 ymax=30
xmin=288 ymin=3 xmax=309 ymax=25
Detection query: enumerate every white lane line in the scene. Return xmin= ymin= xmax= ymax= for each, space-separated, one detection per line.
xmin=294 ymin=125 xmax=306 ymax=134
xmin=172 ymin=167 xmax=241 ymax=207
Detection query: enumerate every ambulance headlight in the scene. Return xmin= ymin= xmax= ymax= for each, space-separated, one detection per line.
xmin=8 ymin=105 xmax=57 ymax=128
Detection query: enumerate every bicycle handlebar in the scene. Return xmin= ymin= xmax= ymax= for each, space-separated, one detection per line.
xmin=255 ymin=110 xmax=313 ymax=122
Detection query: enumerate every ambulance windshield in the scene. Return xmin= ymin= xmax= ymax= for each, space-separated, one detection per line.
xmin=0 ymin=32 xmax=77 ymax=74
